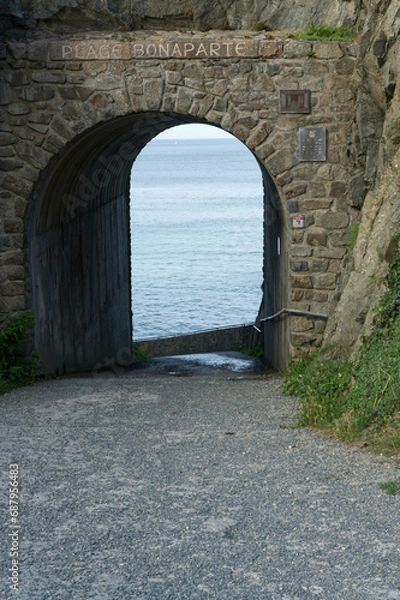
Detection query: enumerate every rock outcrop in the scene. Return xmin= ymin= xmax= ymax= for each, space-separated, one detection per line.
xmin=325 ymin=0 xmax=400 ymax=355
xmin=1 ymin=0 xmax=358 ymax=35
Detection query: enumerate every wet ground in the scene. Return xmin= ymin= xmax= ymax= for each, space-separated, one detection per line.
xmin=123 ymin=351 xmax=270 ymax=378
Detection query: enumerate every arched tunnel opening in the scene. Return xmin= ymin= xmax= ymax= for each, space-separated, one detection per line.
xmin=130 ymin=124 xmax=264 ymax=342
xmin=27 ymin=112 xmax=285 ymax=374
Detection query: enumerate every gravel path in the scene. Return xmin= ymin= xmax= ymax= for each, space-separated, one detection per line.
xmin=1 ymin=357 xmax=399 ymax=599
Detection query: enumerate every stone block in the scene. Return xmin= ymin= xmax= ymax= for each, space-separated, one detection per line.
xmin=31 ymin=72 xmax=66 ymax=84
xmin=304 ymin=290 xmax=328 ymax=302
xmin=5 ymin=71 xmax=30 ymax=86
xmin=0 ymin=133 xmax=16 ymax=145
xmin=27 ymin=122 xmax=49 ymax=134
xmin=18 ymin=86 xmax=55 ymax=102
xmin=335 ymin=57 xmax=355 ymax=75
xmin=300 ymin=198 xmax=332 ymax=210
xmin=43 ymin=134 xmax=65 ymax=153
xmin=315 ymin=210 xmax=349 ymax=229
xmin=246 ymin=121 xmax=272 ymax=149
xmin=329 ymin=232 xmax=349 ymax=246
xmin=286 ymin=200 xmax=299 ymax=213
xmin=311 ymin=259 xmax=329 ymax=272
xmin=51 ymin=115 xmax=74 ymax=140
xmin=0 ymin=235 xmax=11 ymax=252
xmin=0 ymin=281 xmax=24 ymax=295
xmin=291 ymin=332 xmax=318 ymax=346
xmin=285 ymin=183 xmax=307 ymax=199
xmin=291 ymin=316 xmax=315 ymax=332
xmin=4 ymin=265 xmax=25 ymax=280
xmin=291 ymin=274 xmax=313 ymax=289
xmin=312 ymin=273 xmax=337 ymax=289
xmin=7 ymin=104 xmax=31 ymax=115
xmin=16 ymin=142 xmax=49 ymax=170
xmin=8 ymin=43 xmax=27 ymax=60
xmin=4 ymin=218 xmax=23 ymax=234
xmin=166 ymin=71 xmax=183 ymax=85
xmin=0 ymin=158 xmax=23 ymax=171
xmin=175 ymin=87 xmax=192 ymax=114
xmin=0 ymin=148 xmax=16 ymax=158
xmin=267 ymin=147 xmax=298 ymax=175
xmin=329 ymin=181 xmax=347 ymax=198
xmin=313 ymin=247 xmax=346 ymax=259
xmin=308 ymin=182 xmax=326 ymax=198
xmin=291 ymin=246 xmax=313 ymax=257
xmin=58 ymin=87 xmax=92 ymax=101
xmin=291 ymin=231 xmax=304 ymax=244
xmin=291 ymin=260 xmax=309 ymax=272
xmin=28 ymin=41 xmax=49 ymax=62
xmin=0 ymin=250 xmax=24 ymax=265
xmin=313 ymin=42 xmax=343 ymax=60
xmin=290 ymin=289 xmax=304 ymax=302
xmin=0 ymin=84 xmax=12 ymax=106
xmin=283 ymin=40 xmax=312 ymax=59
xmin=6 ymin=296 xmax=26 ymax=312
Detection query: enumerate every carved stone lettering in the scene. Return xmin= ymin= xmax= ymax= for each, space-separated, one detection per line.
xmin=49 ymin=39 xmax=283 ymax=61
xmin=49 ymin=41 xmax=131 ymax=61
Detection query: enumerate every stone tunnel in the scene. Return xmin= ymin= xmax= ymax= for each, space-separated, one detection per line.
xmin=0 ymin=32 xmax=359 ymax=373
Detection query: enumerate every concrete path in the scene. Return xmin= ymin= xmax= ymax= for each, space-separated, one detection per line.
xmin=1 ymin=354 xmax=399 ymax=599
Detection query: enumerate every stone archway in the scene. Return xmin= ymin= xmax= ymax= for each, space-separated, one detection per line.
xmin=27 ymin=111 xmax=285 ymax=374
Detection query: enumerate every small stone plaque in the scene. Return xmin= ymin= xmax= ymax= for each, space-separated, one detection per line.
xmin=299 ymin=127 xmax=326 ymax=161
xmin=280 ymin=90 xmax=311 ymax=114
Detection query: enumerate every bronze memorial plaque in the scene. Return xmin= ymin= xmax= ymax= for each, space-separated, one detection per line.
xmin=299 ymin=127 xmax=326 ymax=162
xmin=280 ymin=90 xmax=311 ymax=114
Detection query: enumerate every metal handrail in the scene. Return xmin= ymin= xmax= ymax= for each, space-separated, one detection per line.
xmin=260 ymin=308 xmax=328 ymax=322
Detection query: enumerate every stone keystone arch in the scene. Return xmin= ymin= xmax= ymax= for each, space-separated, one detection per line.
xmin=0 ymin=33 xmax=358 ymax=373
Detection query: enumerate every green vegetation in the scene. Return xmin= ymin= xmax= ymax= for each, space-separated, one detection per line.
xmin=240 ymin=345 xmax=264 ymax=359
xmin=349 ymin=223 xmax=360 ymax=248
xmin=0 ymin=312 xmax=41 ymax=395
xmin=132 ymin=342 xmax=150 ymax=361
xmin=283 ymin=237 xmax=400 ymax=456
xmin=252 ymin=21 xmax=268 ymax=32
xmin=294 ymin=23 xmax=357 ymax=42
xmin=379 ymin=480 xmax=400 ymax=496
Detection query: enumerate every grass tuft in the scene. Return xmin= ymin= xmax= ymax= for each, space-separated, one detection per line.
xmin=294 ymin=23 xmax=357 ymax=41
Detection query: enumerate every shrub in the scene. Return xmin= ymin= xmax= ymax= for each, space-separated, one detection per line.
xmin=0 ymin=312 xmax=41 ymax=394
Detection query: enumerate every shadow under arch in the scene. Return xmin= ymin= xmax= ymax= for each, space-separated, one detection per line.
xmin=27 ymin=111 xmax=286 ymax=374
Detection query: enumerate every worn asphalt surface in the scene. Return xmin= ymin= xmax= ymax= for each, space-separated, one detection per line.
xmin=1 ymin=352 xmax=399 ymax=599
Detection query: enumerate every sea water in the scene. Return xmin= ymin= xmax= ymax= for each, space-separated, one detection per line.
xmin=130 ymin=136 xmax=264 ymax=339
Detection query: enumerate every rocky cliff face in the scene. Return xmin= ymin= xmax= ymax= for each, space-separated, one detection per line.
xmin=326 ymin=0 xmax=400 ymax=355
xmin=1 ymin=0 xmax=358 ymax=35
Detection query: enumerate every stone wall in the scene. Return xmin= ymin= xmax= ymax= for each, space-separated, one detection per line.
xmin=0 ymin=31 xmax=359 ymax=369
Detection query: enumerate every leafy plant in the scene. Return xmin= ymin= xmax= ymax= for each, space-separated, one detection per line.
xmin=132 ymin=342 xmax=149 ymax=361
xmin=240 ymin=345 xmax=264 ymax=359
xmin=0 ymin=312 xmax=41 ymax=394
xmin=379 ymin=480 xmax=400 ymax=496
xmin=294 ymin=23 xmax=357 ymax=42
